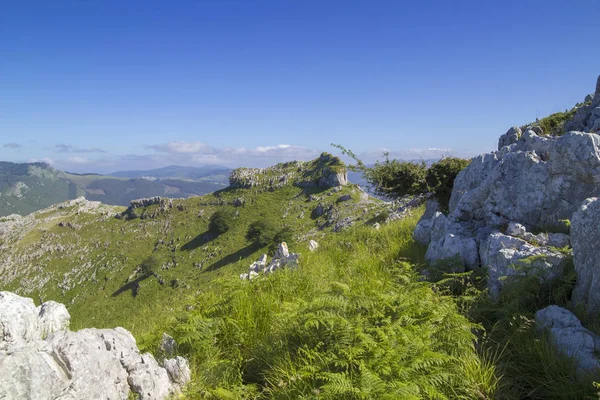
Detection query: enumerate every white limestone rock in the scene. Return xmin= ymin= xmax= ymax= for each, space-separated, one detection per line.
xmin=0 ymin=291 xmax=40 ymax=350
xmin=37 ymin=300 xmax=70 ymax=338
xmin=308 ymin=240 xmax=319 ymax=251
xmin=273 ymin=242 xmax=290 ymax=259
xmin=163 ymin=356 xmax=191 ymax=388
xmin=498 ymin=126 xmax=522 ymax=150
xmin=424 ymin=212 xmax=479 ymax=270
xmin=0 ymin=292 xmax=190 ymax=400
xmin=535 ymin=305 xmax=600 ymax=375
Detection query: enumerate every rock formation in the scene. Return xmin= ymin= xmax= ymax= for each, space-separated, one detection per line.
xmin=0 ymin=291 xmax=190 ymax=400
xmin=229 ymin=153 xmax=348 ymax=190
xmin=415 ymin=76 xmax=600 ymax=299
xmin=240 ymin=242 xmax=300 ymax=280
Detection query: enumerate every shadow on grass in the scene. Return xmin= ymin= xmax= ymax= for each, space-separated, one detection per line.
xmin=181 ymin=231 xmax=212 ymax=251
xmin=204 ymin=243 xmax=259 ymax=272
xmin=111 ymin=274 xmax=153 ymax=298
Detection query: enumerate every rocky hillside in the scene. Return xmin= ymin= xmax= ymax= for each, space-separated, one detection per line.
xmin=0 ymin=154 xmax=398 ymax=331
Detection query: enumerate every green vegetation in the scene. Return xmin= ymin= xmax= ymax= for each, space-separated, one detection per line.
xmin=425 ymin=157 xmax=471 ymax=213
xmin=209 ymin=208 xmax=236 ymax=236
xmin=331 ymin=144 xmax=470 ymax=211
xmin=140 ymin=213 xmax=499 ymax=399
xmin=246 ymin=220 xmax=278 ymax=247
xmin=521 ymin=97 xmax=591 ymax=137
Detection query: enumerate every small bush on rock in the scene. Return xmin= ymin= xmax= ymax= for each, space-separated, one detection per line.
xmin=426 ymin=157 xmax=471 ymax=212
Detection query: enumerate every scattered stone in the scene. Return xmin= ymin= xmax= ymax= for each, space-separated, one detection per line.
xmin=373 ymin=222 xmax=381 ymax=230
xmin=506 ymin=221 xmax=526 ymax=237
xmin=308 ymin=240 xmax=319 ymax=251
xmin=241 ymin=243 xmax=300 ymax=279
xmin=233 ymin=197 xmax=245 ymax=207
xmin=337 ymin=194 xmax=352 ymax=203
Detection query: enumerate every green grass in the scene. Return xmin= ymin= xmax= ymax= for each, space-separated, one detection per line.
xmin=137 ymin=212 xmax=499 ymax=399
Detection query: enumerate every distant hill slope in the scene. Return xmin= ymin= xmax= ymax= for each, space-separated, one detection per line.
xmin=0 ymin=162 xmax=83 ymax=216
xmin=0 ymin=162 xmax=230 ymax=216
xmin=109 ymin=165 xmax=232 ymax=181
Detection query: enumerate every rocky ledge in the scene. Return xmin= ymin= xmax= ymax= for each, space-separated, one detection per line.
xmin=0 ymin=291 xmax=190 ymax=400
xmin=229 ymin=153 xmax=348 ymax=190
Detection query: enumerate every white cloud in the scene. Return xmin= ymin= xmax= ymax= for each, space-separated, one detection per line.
xmin=66 ymin=156 xmax=91 ymax=165
xmin=54 ymin=144 xmax=106 ymax=153
xmin=145 ymin=141 xmax=319 ymax=167
xmin=146 ymin=141 xmax=214 ymax=154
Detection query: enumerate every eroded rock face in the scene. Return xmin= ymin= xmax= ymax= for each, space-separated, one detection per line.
xmin=0 ymin=292 xmax=190 ymax=400
xmin=417 ymin=131 xmax=600 ymax=272
xmin=535 ymin=305 xmax=600 ymax=375
xmin=571 ymin=197 xmax=600 ymax=317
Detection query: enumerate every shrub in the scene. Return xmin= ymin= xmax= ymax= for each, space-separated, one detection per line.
xmin=364 ymin=156 xmax=428 ymax=198
xmin=138 ymin=256 xmax=159 ymax=276
xmin=332 ymin=144 xmax=469 ymax=210
xmin=426 ymin=157 xmax=471 ymax=212
xmin=246 ymin=220 xmax=277 ymax=247
xmin=208 ymin=208 xmax=235 ymax=236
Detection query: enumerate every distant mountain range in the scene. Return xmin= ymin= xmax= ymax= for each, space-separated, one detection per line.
xmin=0 ymin=162 xmax=232 ymax=216
xmin=108 ymin=165 xmax=232 ymax=180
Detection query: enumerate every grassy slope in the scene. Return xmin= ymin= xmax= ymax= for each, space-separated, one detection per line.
xmin=135 ymin=212 xmax=500 ymax=399
xmin=1 ymin=183 xmax=388 ymax=335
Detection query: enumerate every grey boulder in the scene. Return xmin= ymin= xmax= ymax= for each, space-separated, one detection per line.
xmin=535 ymin=305 xmax=600 ymax=375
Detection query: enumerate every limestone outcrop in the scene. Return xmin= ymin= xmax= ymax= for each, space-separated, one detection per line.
xmin=415 ymin=76 xmax=600 ymax=300
xmin=229 ymin=153 xmax=348 ymax=190
xmin=0 ymin=291 xmax=190 ymax=400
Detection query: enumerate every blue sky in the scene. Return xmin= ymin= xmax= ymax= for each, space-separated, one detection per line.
xmin=1 ymin=0 xmax=599 ymax=173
